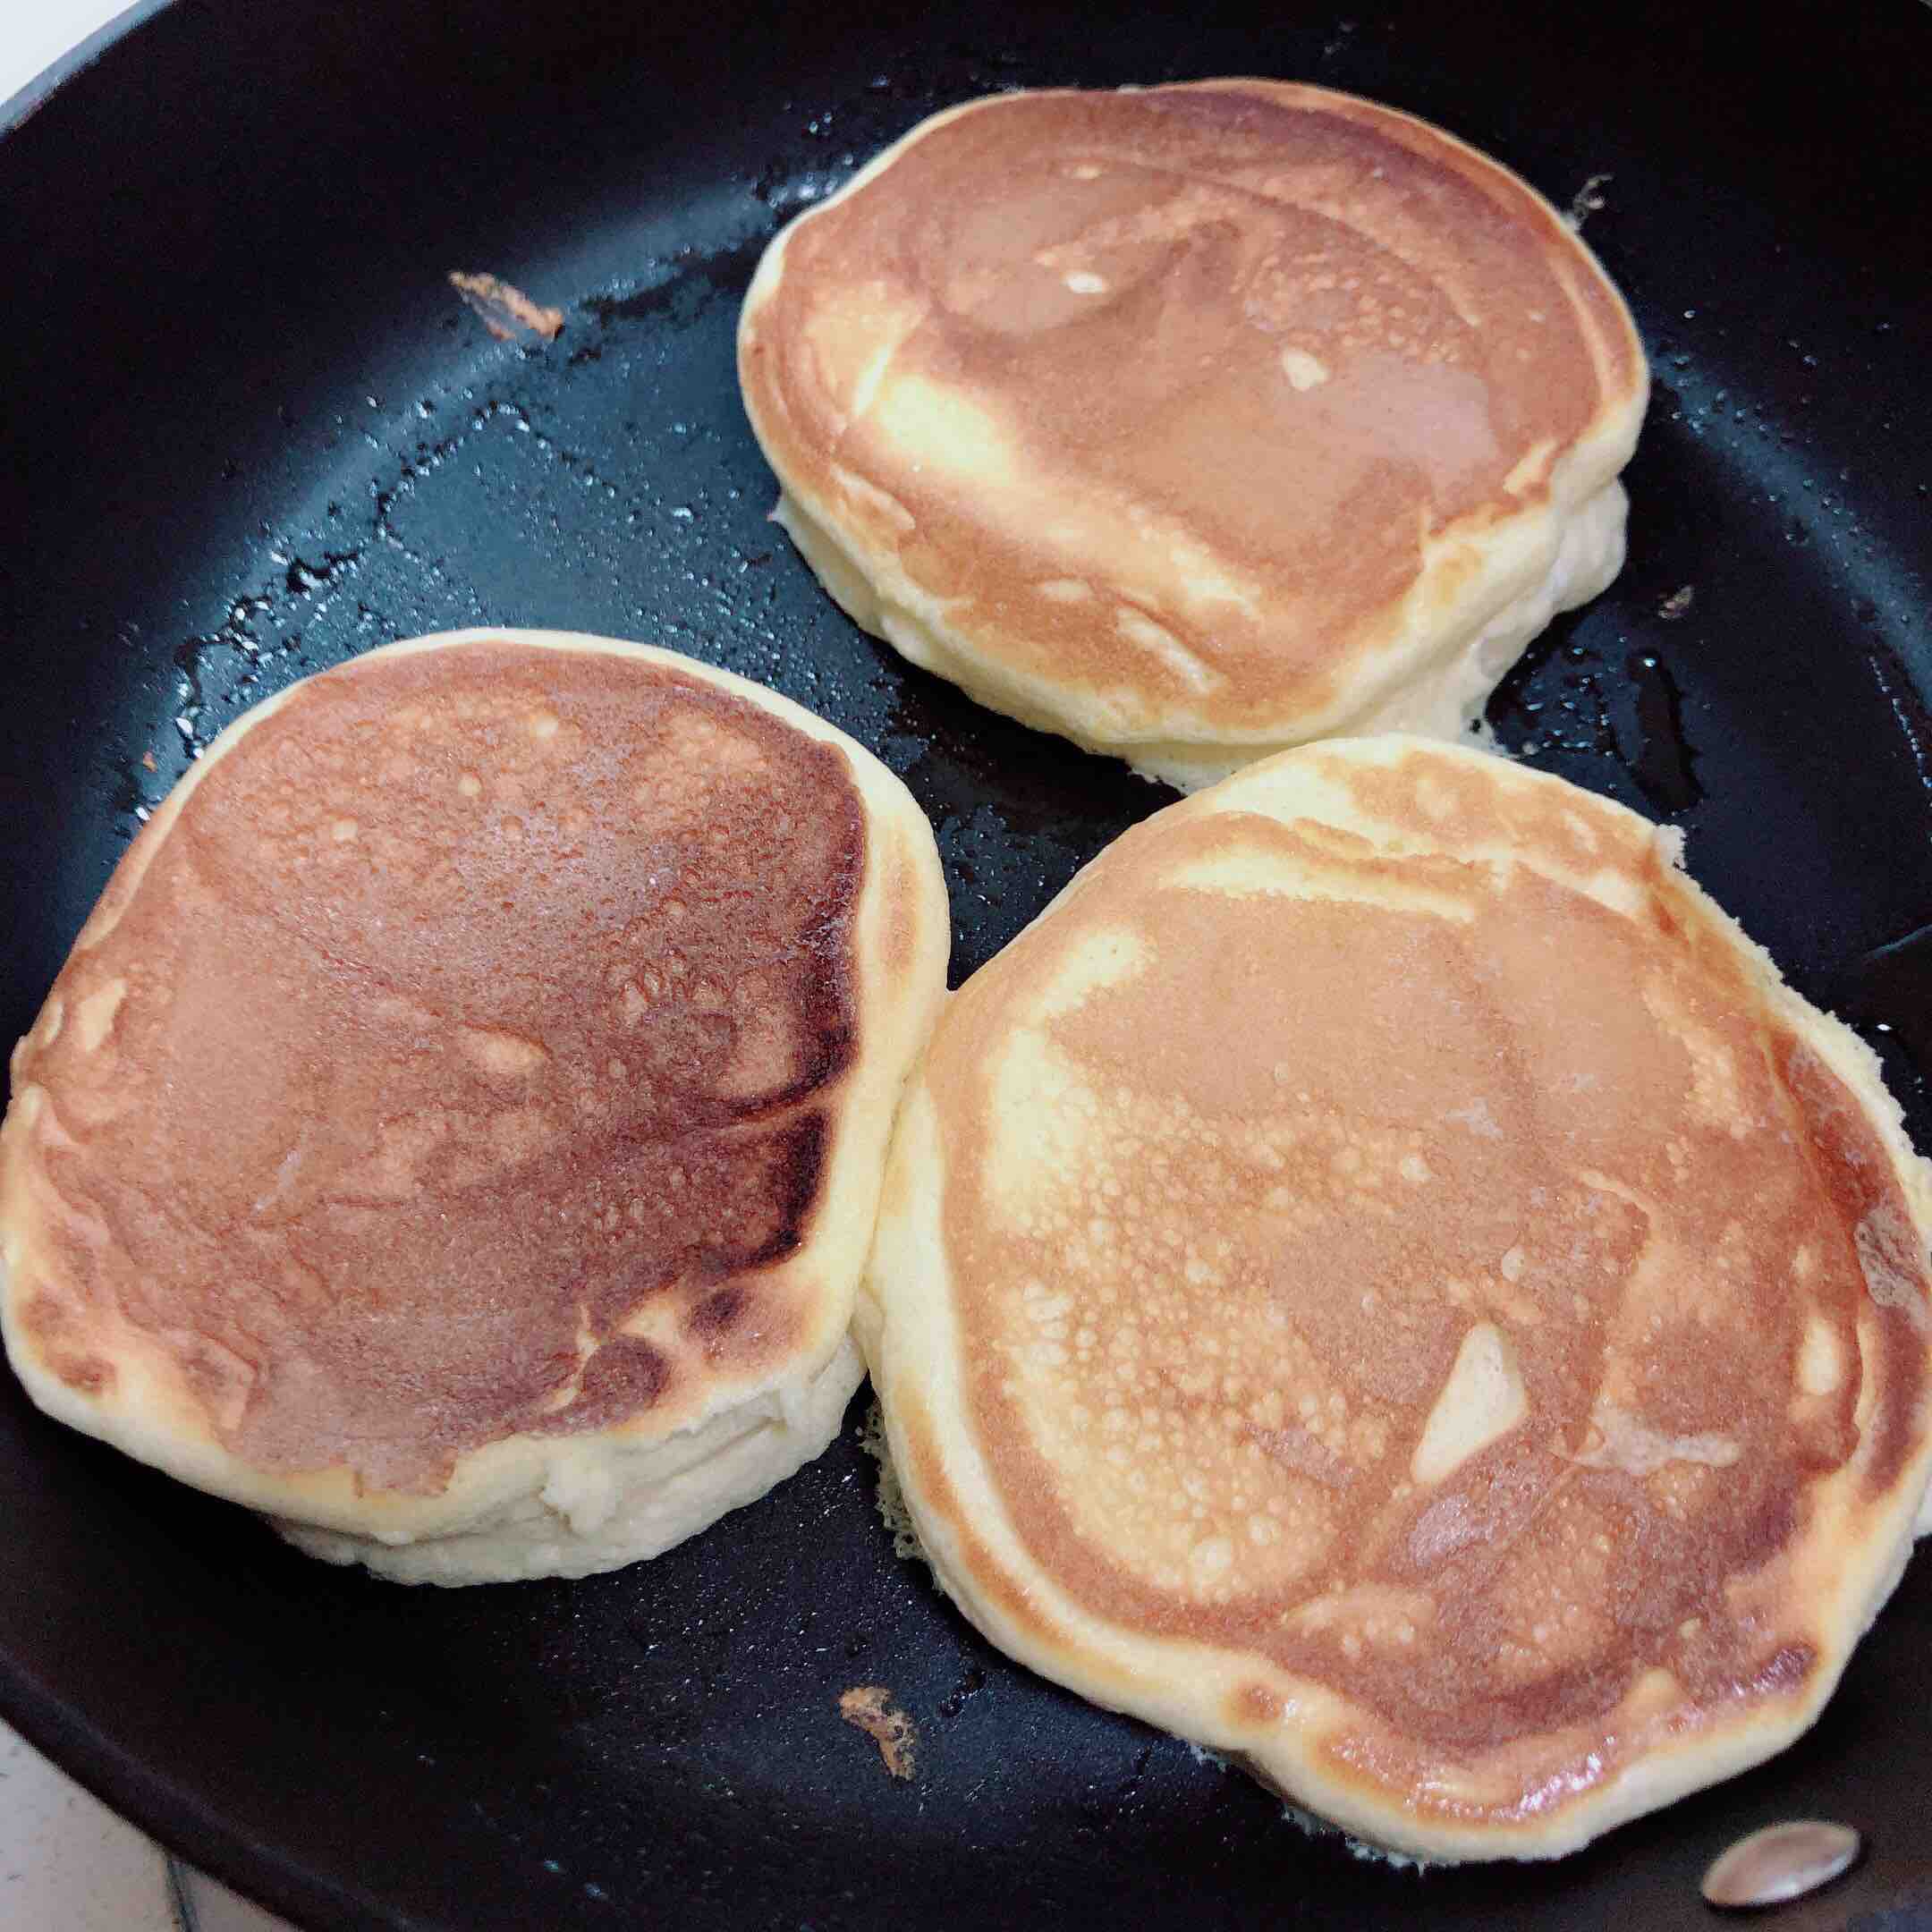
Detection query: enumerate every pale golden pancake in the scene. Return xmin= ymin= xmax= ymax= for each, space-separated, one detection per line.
xmin=740 ymin=81 xmax=1648 ymax=789
xmin=859 ymin=737 xmax=1932 ymax=1860
xmin=0 ymin=630 xmax=949 ymax=1584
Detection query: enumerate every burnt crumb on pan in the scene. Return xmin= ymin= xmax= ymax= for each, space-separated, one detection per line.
xmin=1564 ymin=172 xmax=1614 ymax=230
xmin=1657 ymin=583 xmax=1696 ymax=621
xmin=838 ymin=1686 xmax=919 ymax=1780
xmin=448 ymin=271 xmax=565 ymax=342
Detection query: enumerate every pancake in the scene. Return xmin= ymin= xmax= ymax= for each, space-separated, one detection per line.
xmin=858 ymin=736 xmax=1932 ymax=1860
xmin=0 ymin=630 xmax=950 ymax=1584
xmin=739 ymin=80 xmax=1648 ymax=790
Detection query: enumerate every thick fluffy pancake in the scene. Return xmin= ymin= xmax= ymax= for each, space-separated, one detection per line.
xmin=739 ymin=81 xmax=1648 ymax=789
xmin=860 ymin=737 xmax=1932 ymax=1860
xmin=0 ymin=631 xmax=949 ymax=1583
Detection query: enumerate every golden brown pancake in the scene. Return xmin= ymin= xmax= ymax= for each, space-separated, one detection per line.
xmin=0 ymin=630 xmax=950 ymax=1583
xmin=858 ymin=736 xmax=1932 ymax=1859
xmin=739 ymin=81 xmax=1648 ymax=789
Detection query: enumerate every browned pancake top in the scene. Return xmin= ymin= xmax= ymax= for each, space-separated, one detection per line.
xmin=918 ymin=747 xmax=1928 ymax=1820
xmin=742 ymin=81 xmax=1643 ymax=727
xmin=7 ymin=641 xmax=866 ymax=1492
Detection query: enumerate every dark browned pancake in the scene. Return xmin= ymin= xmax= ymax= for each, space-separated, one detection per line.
xmin=0 ymin=630 xmax=949 ymax=1582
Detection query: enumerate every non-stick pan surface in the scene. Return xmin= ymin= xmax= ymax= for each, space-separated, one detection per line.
xmin=2 ymin=4 xmax=1929 ymax=1927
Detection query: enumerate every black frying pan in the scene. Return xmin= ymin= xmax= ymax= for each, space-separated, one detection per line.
xmin=3 ymin=4 xmax=1929 ymax=1928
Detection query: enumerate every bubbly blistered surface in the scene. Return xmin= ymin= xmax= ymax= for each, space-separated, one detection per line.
xmin=6 ymin=642 xmax=864 ymax=1492
xmin=742 ymin=80 xmax=1643 ymax=734
xmin=918 ymin=743 xmax=1929 ymax=1821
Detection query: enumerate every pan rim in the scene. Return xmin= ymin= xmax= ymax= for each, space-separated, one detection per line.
xmin=0 ymin=0 xmax=174 ymax=133
xmin=0 ymin=1650 xmax=388 ymax=1929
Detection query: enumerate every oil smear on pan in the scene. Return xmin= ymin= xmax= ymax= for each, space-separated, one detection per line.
xmin=1624 ymin=648 xmax=1702 ymax=813
xmin=1647 ymin=310 xmax=1924 ymax=665
xmin=1486 ymin=625 xmax=1704 ymax=820
xmin=134 ymin=392 xmax=604 ymax=801
xmin=123 ymin=250 xmax=786 ymax=823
